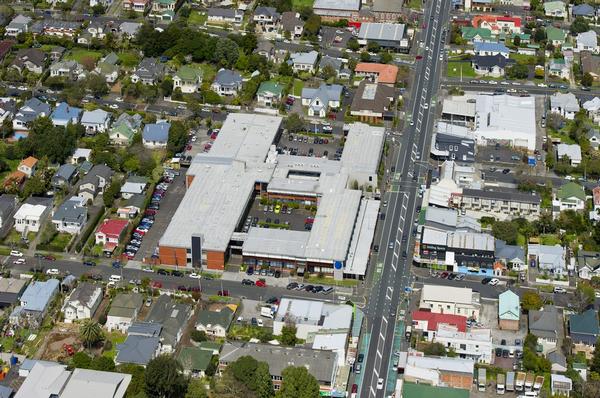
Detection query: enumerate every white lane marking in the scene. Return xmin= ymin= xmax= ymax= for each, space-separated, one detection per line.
xmin=391 ymin=262 xmax=397 ymax=272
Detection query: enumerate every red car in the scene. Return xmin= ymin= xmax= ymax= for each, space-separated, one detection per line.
xmin=134 ymin=229 xmax=147 ymax=236
xmin=145 ymin=209 xmax=158 ymax=216
xmin=218 ymin=290 xmax=229 ymax=296
xmin=255 ymin=280 xmax=266 ymax=287
xmin=210 ymin=132 xmax=218 ymax=140
xmin=416 ymin=55 xmax=423 ymax=60
xmin=186 ymin=144 xmax=192 ymax=151
xmin=151 ymin=281 xmax=162 ymax=288
xmin=305 ymin=217 xmax=315 ymax=224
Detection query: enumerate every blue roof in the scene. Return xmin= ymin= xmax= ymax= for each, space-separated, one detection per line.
xmin=50 ymin=102 xmax=82 ymax=124
xmin=474 ymin=42 xmax=510 ymax=53
xmin=498 ymin=290 xmax=520 ymax=321
xmin=142 ymin=122 xmax=170 ymax=143
xmin=20 ymin=279 xmax=59 ymax=312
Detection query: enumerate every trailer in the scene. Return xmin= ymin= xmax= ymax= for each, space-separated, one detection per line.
xmin=506 ymin=372 xmax=515 ymax=392
xmin=533 ymin=375 xmax=544 ymax=393
xmin=496 ymin=373 xmax=505 ymax=395
xmin=525 ymin=373 xmax=535 ymax=392
xmin=478 ymin=368 xmax=486 ymax=392
xmin=515 ymin=372 xmax=526 ymax=392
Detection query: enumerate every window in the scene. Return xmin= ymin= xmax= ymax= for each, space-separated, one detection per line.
xmin=460 ymin=344 xmax=466 ymax=350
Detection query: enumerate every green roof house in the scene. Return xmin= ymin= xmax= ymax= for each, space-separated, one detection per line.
xmin=257 ymin=81 xmax=284 ymax=107
xmin=461 ymin=27 xmax=493 ymax=43
xmin=109 ymin=113 xmax=143 ymax=145
xmin=177 ymin=346 xmax=214 ymax=377
xmin=173 ymin=65 xmax=203 ymax=94
xmin=196 ymin=307 xmax=234 ymax=338
xmin=569 ymin=308 xmax=600 ymax=347
xmin=547 ymin=27 xmax=567 ymax=47
xmin=553 ymin=181 xmax=586 ymax=217
xmin=498 ymin=290 xmax=520 ymax=330
xmin=150 ymin=0 xmax=178 ymax=21
xmin=403 ymin=383 xmax=469 ymax=398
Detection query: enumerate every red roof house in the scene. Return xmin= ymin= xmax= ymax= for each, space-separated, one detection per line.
xmin=95 ymin=219 xmax=129 ymax=252
xmin=411 ymin=310 xmax=467 ymax=340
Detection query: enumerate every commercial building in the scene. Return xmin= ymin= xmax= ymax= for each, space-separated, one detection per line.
xmin=453 ymin=188 xmax=541 ymax=220
xmin=419 ymin=284 xmax=481 ymax=320
xmin=434 ymin=325 xmax=493 ymax=363
xmin=313 ymin=0 xmax=360 ymax=20
xmin=403 ymin=355 xmax=475 ymax=389
xmin=357 ymin=23 xmax=409 ymax=51
xmin=411 ymin=310 xmax=467 ymax=341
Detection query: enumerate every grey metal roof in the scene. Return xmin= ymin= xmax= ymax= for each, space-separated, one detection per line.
xmin=358 ymin=23 xmax=405 ymax=42
xmin=214 ymin=68 xmax=242 ymax=87
xmin=142 ymin=122 xmax=170 ymax=143
xmin=208 ymin=7 xmax=238 ymax=18
xmin=528 ymin=306 xmax=559 ymax=339
xmin=196 ymin=307 xmax=234 ymax=329
xmin=472 ymin=54 xmax=514 ymax=68
xmin=495 ymin=240 xmax=525 ymax=263
xmin=116 ymin=334 xmax=159 ymax=366
xmin=146 ymin=295 xmax=191 ymax=348
xmin=446 ymin=231 xmax=495 ymax=252
xmin=66 ymin=282 xmax=100 ymax=309
xmin=243 ymin=228 xmax=310 ymax=259
xmin=462 ymin=188 xmax=540 ymax=204
xmin=52 ymin=198 xmax=87 ymax=225
xmin=319 ymin=55 xmax=342 ymax=71
xmin=0 ymin=194 xmax=17 ymax=221
xmin=54 ymin=164 xmax=78 ymax=181
xmin=313 ymin=0 xmax=360 ymax=11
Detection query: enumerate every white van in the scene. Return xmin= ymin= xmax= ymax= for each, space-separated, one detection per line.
xmin=109 ymin=275 xmax=122 ymax=283
xmin=260 ymin=306 xmax=274 ymax=319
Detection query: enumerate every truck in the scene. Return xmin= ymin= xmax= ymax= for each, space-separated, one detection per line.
xmin=260 ymin=306 xmax=274 ymax=319
xmin=404 ymin=326 xmax=412 ymax=341
xmin=525 ymin=373 xmax=535 ymax=392
xmin=496 ymin=373 xmax=505 ymax=395
xmin=533 ymin=375 xmax=544 ymax=393
xmin=477 ymin=368 xmax=486 ymax=392
xmin=515 ymin=372 xmax=526 ymax=392
xmin=506 ymin=372 xmax=515 ymax=392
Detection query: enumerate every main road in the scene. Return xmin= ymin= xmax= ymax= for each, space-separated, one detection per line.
xmin=359 ymin=0 xmax=451 ymax=395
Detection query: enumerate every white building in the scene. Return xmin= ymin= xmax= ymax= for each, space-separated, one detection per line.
xmin=14 ymin=203 xmax=49 ymax=233
xmin=550 ymin=92 xmax=580 ymax=120
xmin=556 ymin=143 xmax=582 ymax=166
xmin=419 ymin=284 xmax=481 ymax=320
xmin=273 ymin=298 xmax=353 ymax=339
xmin=62 ymin=282 xmax=102 ymax=323
xmin=434 ymin=325 xmax=493 ymax=363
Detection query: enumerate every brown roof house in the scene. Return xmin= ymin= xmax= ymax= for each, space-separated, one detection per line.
xmin=581 ymin=51 xmax=600 ymax=81
xmin=350 ymin=81 xmax=395 ymax=123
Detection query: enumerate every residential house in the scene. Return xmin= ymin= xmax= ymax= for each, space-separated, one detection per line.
xmin=498 ymin=290 xmax=520 ymax=330
xmin=81 ymin=109 xmax=111 ymax=134
xmin=196 ymin=307 xmax=234 ymax=337
xmin=570 ymin=309 xmax=599 ymax=359
xmin=551 ymin=374 xmax=573 ymax=397
xmin=471 ymin=14 xmax=522 ymax=35
xmin=0 ymin=194 xmax=18 ymax=230
xmin=556 ymin=143 xmax=582 ymax=166
xmin=207 ymin=8 xmax=244 ymax=24
xmin=301 ymin=83 xmax=343 ymax=118
xmin=461 ymin=27 xmax=494 ymax=43
xmin=318 ymin=55 xmax=343 ymax=77
xmin=5 ymin=15 xmax=32 ymax=37
xmin=576 ymin=30 xmax=599 ymax=54
xmin=577 ymin=250 xmax=600 ymax=280
xmin=51 ymin=164 xmax=78 ymax=188
xmin=14 ymin=201 xmax=49 ymax=233
xmin=123 ymin=0 xmax=150 ymax=13
xmin=120 ymin=176 xmax=148 ymax=199
xmin=0 ymin=277 xmax=26 ymax=308
xmin=354 ymin=63 xmax=399 ymax=85
xmin=119 ymin=21 xmax=142 ymax=37
xmin=547 ymin=27 xmax=567 ymax=47
xmin=94 ymin=53 xmax=120 ymax=83
xmin=281 ymin=11 xmax=304 ymax=38
xmin=211 ymin=69 xmax=243 ymax=96
xmin=357 ymin=23 xmax=409 ymax=51
xmin=62 ymin=282 xmax=102 ymax=323
xmin=544 ymin=1 xmax=566 ymax=17
xmin=219 ymin=342 xmax=338 ymax=394
xmin=173 ymin=65 xmax=203 ymax=94
xmin=254 ymin=41 xmax=275 ymax=61
xmin=49 ymin=60 xmax=85 ymax=80
xmin=131 ymin=58 xmax=165 ymax=85
xmin=10 ymin=279 xmax=59 ymax=329
xmin=177 ymin=347 xmax=213 ymax=378
xmin=572 ymin=3 xmax=596 ymax=19
xmin=50 ymin=102 xmax=82 ymax=127
xmin=553 ymin=181 xmax=586 ymax=217
xmin=434 ymin=326 xmax=493 ymax=363
xmin=70 ymin=148 xmax=92 ymax=164
xmin=149 ymin=0 xmax=180 ymax=21
xmin=109 ymin=113 xmax=143 ymax=145
xmin=77 ymin=21 xmax=107 ymax=44
xmin=142 ymin=122 xmax=170 ymax=148
xmin=78 ymin=164 xmax=114 ymax=203
xmin=350 ymin=81 xmax=395 ymax=123
xmin=548 ymin=58 xmax=571 ymax=79
xmin=13 ymin=98 xmax=51 ymax=134
xmin=117 ymin=194 xmax=145 ymax=219
xmin=473 ymin=42 xmax=510 ymax=58
xmin=115 ymin=322 xmax=161 ymax=366
xmin=49 ymin=46 xmax=66 ymax=62
xmin=584 ymin=97 xmax=600 ymax=124
xmin=580 ymin=51 xmax=600 ymax=81
xmin=419 ymin=284 xmax=480 ymax=320
xmin=404 ymin=355 xmax=475 ymax=390
xmin=146 ymin=294 xmax=192 ymax=353
xmin=10 ymin=48 xmax=46 ymax=75
xmin=529 ymin=305 xmax=561 ymax=353
xmin=290 ymin=51 xmax=319 ymax=73
xmin=106 ymin=292 xmax=144 ymax=332
xmin=495 ymin=240 xmax=526 ymax=271
xmin=253 ymin=6 xmax=280 ymax=32
xmin=550 ymin=92 xmax=580 ymax=120
xmin=256 ymin=81 xmax=284 ymax=107
xmin=18 ymin=156 xmax=37 ymax=178
xmin=52 ymin=197 xmax=87 ymax=235
xmin=95 ymin=218 xmax=129 ymax=254
xmin=528 ymin=244 xmax=567 ymax=275
xmin=411 ymin=310 xmax=467 ymax=341
xmin=471 ymin=54 xmax=514 ymax=77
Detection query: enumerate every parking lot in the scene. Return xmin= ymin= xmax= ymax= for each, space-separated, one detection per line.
xmin=132 ymin=171 xmax=187 ymax=262
xmin=238 ymin=298 xmax=275 ymax=328
xmin=245 ymin=197 xmax=316 ymax=232
xmin=479 ymin=301 xmax=527 ymax=370
xmin=476 ymin=145 xmax=526 ymax=166
xmin=278 ymin=131 xmax=343 ymax=160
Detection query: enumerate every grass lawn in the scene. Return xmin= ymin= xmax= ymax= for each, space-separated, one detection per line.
xmin=292 ymin=79 xmax=304 ymax=96
xmin=117 ymin=51 xmax=140 ymax=68
xmin=292 ymin=0 xmax=313 ymax=8
xmin=0 ymin=328 xmax=31 ymax=353
xmin=447 ymin=62 xmax=476 ymax=78
xmin=510 ymin=53 xmax=536 ymax=65
xmin=196 ymin=63 xmax=217 ymax=84
xmin=306 ymin=276 xmax=359 ymax=287
xmin=540 ymin=234 xmax=561 ymax=245
xmin=407 ymin=0 xmax=423 ymax=10
xmin=188 ymin=10 xmax=207 ymax=26
xmin=103 ymin=331 xmax=126 ymax=359
xmin=65 ymin=49 xmax=102 ymax=63
xmin=47 ymin=233 xmax=72 ymax=252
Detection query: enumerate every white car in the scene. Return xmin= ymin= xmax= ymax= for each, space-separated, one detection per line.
xmin=46 ymin=269 xmax=60 ymax=275
xmin=10 ymin=250 xmax=23 ymax=257
xmin=257 ymin=319 xmax=264 ymax=327
xmin=537 ymin=83 xmax=547 ymax=87
xmin=423 ymin=103 xmax=429 ymax=109
xmin=189 ymin=273 xmax=201 ymax=279
xmin=489 ymin=278 xmax=500 ymax=286
xmin=109 ymin=104 xmax=119 ymax=109
xmin=595 ymin=291 xmax=600 ymax=298
xmin=115 ymin=97 xmax=124 ymax=102
xmin=13 ymin=258 xmax=26 ymax=265
xmin=554 ymin=287 xmax=567 ymax=294
xmin=377 ymin=378 xmax=384 ymax=390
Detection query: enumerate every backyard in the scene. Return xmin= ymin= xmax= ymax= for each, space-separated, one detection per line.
xmin=102 ymin=331 xmax=126 ymax=360
xmin=65 ymin=49 xmax=103 ymax=64
xmin=188 ymin=10 xmax=207 ymax=27
xmin=117 ymin=51 xmax=140 ymax=68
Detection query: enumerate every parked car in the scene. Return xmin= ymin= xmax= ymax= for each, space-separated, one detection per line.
xmin=83 ymin=261 xmax=96 ymax=267
xmin=10 ymin=250 xmax=23 ymax=257
xmin=255 ymin=280 xmax=266 ymax=287
xmin=46 ymin=269 xmax=60 ymax=275
xmin=242 ymin=279 xmax=253 ymax=285
xmin=287 ymin=282 xmax=298 ymax=290
xmin=218 ymin=290 xmax=229 ymax=296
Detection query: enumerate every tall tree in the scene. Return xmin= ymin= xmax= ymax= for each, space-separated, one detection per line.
xmin=277 ymin=366 xmax=319 ymax=398
xmin=582 ymin=72 xmax=594 ymax=87
xmin=144 ymin=355 xmax=187 ymax=398
xmin=79 ymin=319 xmax=104 ymax=349
xmin=280 ymin=325 xmax=298 ymax=346
xmin=521 ymin=291 xmax=543 ymax=312
xmin=185 ymin=379 xmax=208 ymax=398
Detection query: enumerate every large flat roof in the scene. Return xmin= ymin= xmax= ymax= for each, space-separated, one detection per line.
xmin=344 ymin=199 xmax=380 ymax=276
xmin=242 ymin=228 xmax=310 ymax=260
xmin=421 ymin=284 xmax=474 ymax=305
xmin=313 ymin=0 xmax=360 ymax=11
xmin=341 ymin=123 xmax=385 ymax=175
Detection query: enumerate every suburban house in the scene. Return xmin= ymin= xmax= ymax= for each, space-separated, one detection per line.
xmin=577 ymin=250 xmax=600 ymax=280
xmin=173 ymin=66 xmax=203 ymax=94
xmin=0 ymin=277 xmax=27 ymax=309
xmin=52 ymin=164 xmax=78 ymax=189
xmin=142 ymin=122 xmax=170 ymax=148
xmin=0 ymin=194 xmax=18 ymax=230
xmin=350 ymin=81 xmax=395 ymax=123
xmin=196 ymin=307 xmax=235 ymax=338
xmin=94 ymin=54 xmax=120 ymax=83
xmin=419 ymin=285 xmax=480 ymax=320
xmin=550 ymin=92 xmax=580 ymax=120
xmin=119 ymin=21 xmax=142 ymax=37
xmin=580 ymin=51 xmax=600 ymax=81
xmin=253 ymin=6 xmax=280 ymax=32
xmin=548 ymin=58 xmax=570 ymax=80
xmin=120 ymin=176 xmax=148 ymax=199
xmin=569 ymin=309 xmax=600 ymax=359
xmin=18 ymin=156 xmax=38 ymax=178
xmin=123 ymin=0 xmax=149 ymax=13
xmin=498 ymin=290 xmax=520 ymax=330
xmin=495 ymin=240 xmax=526 ymax=270
xmin=254 ymin=41 xmax=275 ymax=61
xmin=572 ymin=3 xmax=596 ymax=19
xmin=78 ymin=164 xmax=114 ymax=203
xmin=146 ymin=295 xmax=192 ymax=353
xmin=584 ymin=97 xmax=600 ymax=124
xmin=148 ymin=0 xmax=179 ymax=21
xmin=576 ymin=30 xmax=599 ymax=54
xmin=354 ymin=63 xmax=399 ymax=85
xmin=50 ymin=102 xmax=82 ymax=127
xmin=256 ymin=81 xmax=284 ymax=107
xmin=529 ymin=305 xmax=561 ymax=353
xmin=95 ymin=218 xmax=129 ymax=254
xmin=461 ymin=27 xmax=494 ymax=43
xmin=5 ymin=15 xmax=32 ymax=37
xmin=281 ymin=11 xmax=304 ymax=38
xmin=473 ymin=42 xmax=510 ymax=58
xmin=301 ymin=83 xmax=343 ymax=118
xmin=10 ymin=279 xmax=59 ymax=329
xmin=131 ymin=57 xmax=165 ymax=85
xmin=10 ymin=48 xmax=46 ymax=75
xmin=552 ymin=182 xmax=586 ymax=217
xmin=544 ymin=0 xmax=566 ymax=17
xmin=116 ymin=322 xmax=161 ymax=366
xmin=109 ymin=113 xmax=143 ymax=145
xmin=471 ymin=54 xmax=514 ymax=77
xmin=211 ymin=69 xmax=243 ymax=96
xmin=62 ymin=282 xmax=102 ymax=323
xmin=528 ymin=244 xmax=567 ymax=275
xmin=318 ymin=56 xmax=343 ymax=77
xmin=106 ymin=293 xmax=144 ymax=332
xmin=177 ymin=347 xmax=214 ymax=378
xmin=117 ymin=194 xmax=145 ymax=219
xmin=207 ymin=8 xmax=244 ymax=24
xmin=546 ymin=27 xmax=567 ymax=47
xmin=551 ymin=374 xmax=573 ymax=397
xmin=14 ymin=201 xmax=50 ymax=233
xmin=556 ymin=143 xmax=582 ymax=166
xmin=411 ymin=310 xmax=467 ymax=341
xmin=52 ymin=197 xmax=87 ymax=235
xmin=13 ymin=98 xmax=51 ymax=135
xmin=70 ymin=148 xmax=92 ymax=164
xmin=49 ymin=60 xmax=85 ymax=80
xmin=290 ymin=51 xmax=319 ymax=73
xmin=81 ymin=109 xmax=111 ymax=134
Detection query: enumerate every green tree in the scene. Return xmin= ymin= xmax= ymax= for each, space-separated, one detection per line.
xmin=161 ymin=76 xmax=174 ymax=97
xmin=91 ymin=355 xmax=116 ymax=372
xmin=71 ymin=351 xmax=93 ymax=369
xmin=22 ymin=175 xmax=47 ymax=198
xmin=492 ymin=221 xmax=519 ymax=244
xmin=228 ymin=356 xmax=274 ymax=398
xmin=79 ymin=319 xmax=104 ymax=349
xmin=167 ymin=121 xmax=188 ymax=156
xmin=521 ymin=291 xmax=543 ymax=312
xmin=320 ymin=64 xmax=337 ymax=80
xmin=513 ymin=35 xmax=521 ymax=47
xmin=190 ymin=330 xmax=207 ymax=343
xmin=277 ymin=366 xmax=319 ymax=398
xmin=117 ymin=364 xmax=146 ymax=397
xmin=507 ymin=63 xmax=529 ymax=79
xmin=570 ymin=17 xmax=590 ymax=34
xmin=360 ymin=51 xmax=371 ymax=62
xmin=185 ymin=379 xmax=208 ymax=398
xmin=533 ymin=28 xmax=546 ymax=43
xmin=423 ymin=342 xmax=447 ymax=356
xmin=303 ymin=14 xmax=321 ymax=40
xmin=103 ymin=180 xmax=121 ymax=208
xmin=283 ymin=113 xmax=305 ymax=133
xmin=213 ymin=38 xmax=240 ymax=68
xmin=347 ymin=37 xmax=360 ymax=51
xmin=591 ymin=338 xmax=600 ymax=374
xmin=278 ymin=60 xmax=293 ymax=76
xmin=574 ymin=282 xmax=595 ymax=311
xmin=582 ymin=72 xmax=594 ymax=87
xmin=144 ymin=355 xmax=187 ymax=398
xmin=380 ymin=51 xmax=393 ymax=64
xmin=86 ymin=74 xmax=109 ymax=96
xmin=280 ymin=325 xmax=298 ymax=346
